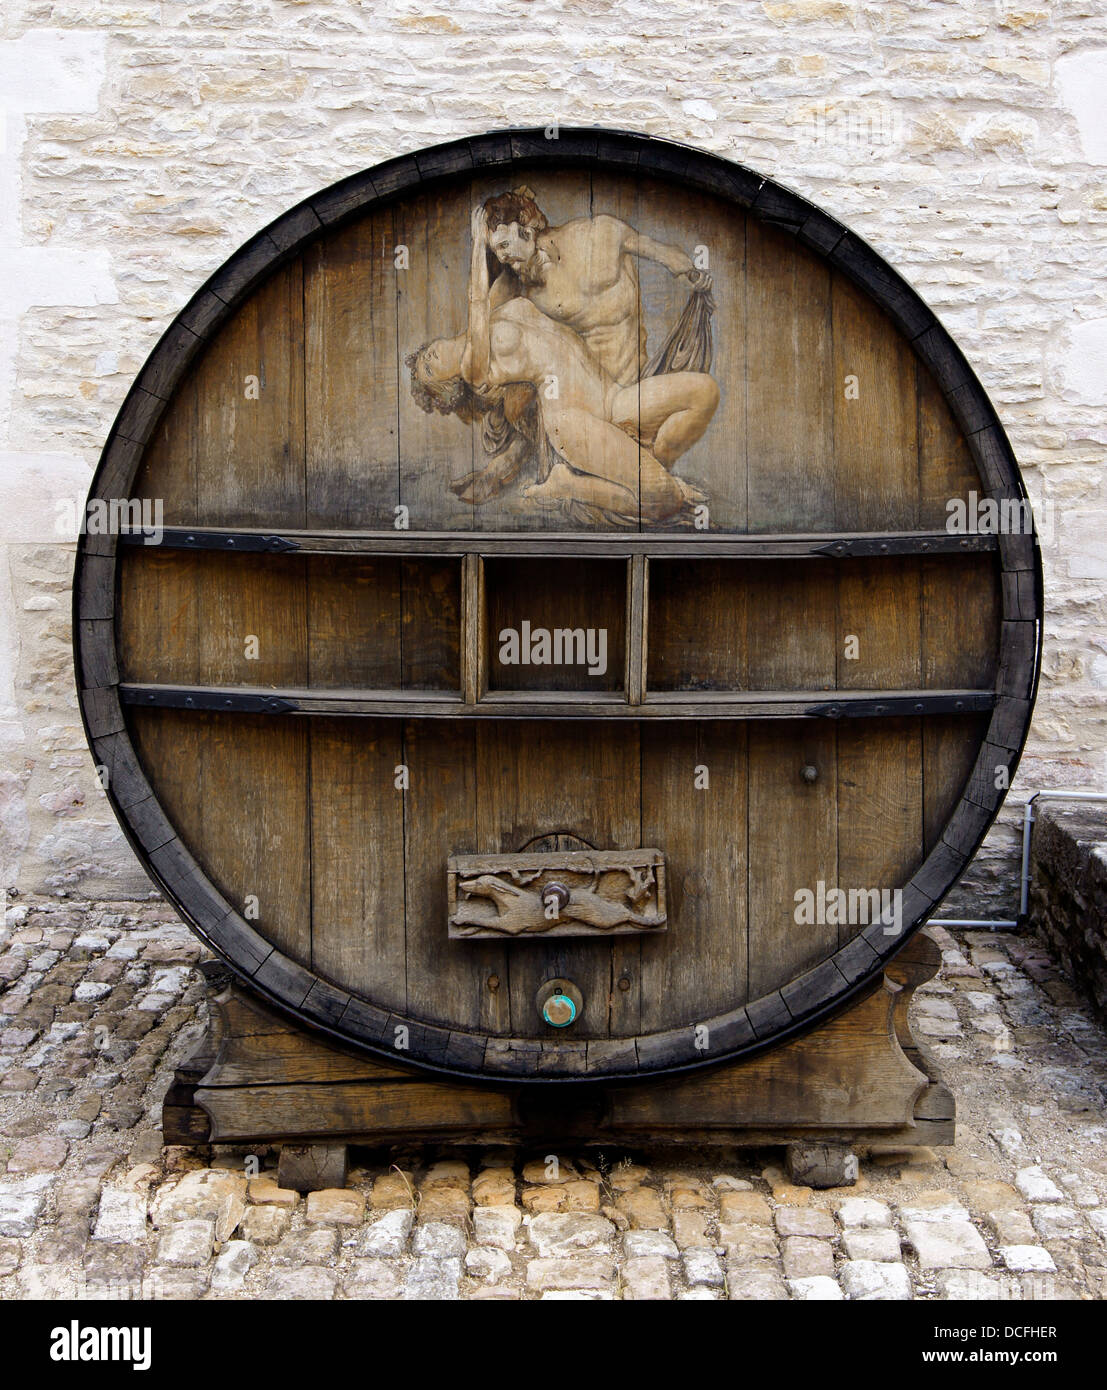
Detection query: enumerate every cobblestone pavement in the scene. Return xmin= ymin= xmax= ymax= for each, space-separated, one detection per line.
xmin=1 ymin=898 xmax=1106 ymax=1301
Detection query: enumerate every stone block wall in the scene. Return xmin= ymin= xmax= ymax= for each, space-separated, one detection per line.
xmin=1029 ymin=801 xmax=1107 ymax=1022
xmin=0 ymin=2 xmax=1105 ymax=908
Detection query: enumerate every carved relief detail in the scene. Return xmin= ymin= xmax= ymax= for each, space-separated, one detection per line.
xmin=448 ymin=849 xmax=667 ymax=939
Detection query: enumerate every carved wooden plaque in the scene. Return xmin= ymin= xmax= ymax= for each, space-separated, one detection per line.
xmin=448 ymin=849 xmax=667 ymax=939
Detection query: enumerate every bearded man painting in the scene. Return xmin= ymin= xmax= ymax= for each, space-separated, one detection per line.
xmin=406 ymin=189 xmax=719 ymax=526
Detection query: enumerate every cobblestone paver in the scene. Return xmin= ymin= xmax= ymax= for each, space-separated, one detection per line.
xmin=1 ymin=899 xmax=1106 ymax=1300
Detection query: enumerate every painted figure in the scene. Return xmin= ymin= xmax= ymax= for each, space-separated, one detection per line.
xmin=407 ymin=205 xmax=718 ymax=523
xmin=482 ymin=185 xmax=713 ymax=387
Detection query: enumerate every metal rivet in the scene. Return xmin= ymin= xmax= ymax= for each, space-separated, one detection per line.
xmin=801 ymin=765 xmax=818 ymax=783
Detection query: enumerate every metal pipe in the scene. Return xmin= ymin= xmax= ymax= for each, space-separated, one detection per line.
xmin=930 ymin=787 xmax=1107 ymax=932
xmin=932 ymin=919 xmax=1019 ymax=929
xmin=1019 ymin=798 xmax=1034 ymax=919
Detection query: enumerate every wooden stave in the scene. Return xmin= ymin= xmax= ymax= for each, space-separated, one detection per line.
xmin=73 ymin=127 xmax=1043 ymax=1083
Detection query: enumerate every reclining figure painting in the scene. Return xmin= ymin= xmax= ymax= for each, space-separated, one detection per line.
xmin=406 ymin=186 xmax=719 ymax=527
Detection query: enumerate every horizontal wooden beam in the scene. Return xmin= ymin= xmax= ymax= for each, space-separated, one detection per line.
xmin=643 ymin=691 xmax=996 ymax=718
xmin=119 ymin=683 xmax=996 ymax=721
xmin=118 ymin=526 xmax=1000 ymax=559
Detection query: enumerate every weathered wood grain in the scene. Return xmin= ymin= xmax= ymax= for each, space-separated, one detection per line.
xmin=923 ymin=553 xmax=1000 ymax=690
xmin=752 ymin=572 xmax=836 ymax=694
xmin=484 ymin=557 xmax=626 ymax=693
xmin=309 ymin=719 xmax=406 ymax=1009
xmin=304 ymin=205 xmax=399 ymax=529
xmin=747 ymin=722 xmax=838 ymax=997
xmin=833 ymin=273 xmax=918 ymax=532
xmin=647 ymin=558 xmax=749 ymax=691
xmin=640 ymin=722 xmax=748 ymax=1027
xmin=625 ymin=553 xmax=648 ymax=704
xmin=917 ymin=356 xmax=982 ymax=530
xmin=130 ymin=710 xmax=311 ymax=966
xmin=199 ymin=263 xmax=306 ymax=528
xmin=836 ymin=719 xmax=923 ymax=945
xmin=461 ymin=553 xmax=486 ymax=704
xmin=746 ymin=219 xmax=833 ymax=532
xmin=836 ymin=556 xmax=921 ymax=690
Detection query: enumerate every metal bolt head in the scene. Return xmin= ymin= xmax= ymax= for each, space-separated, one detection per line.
xmin=542 ymin=881 xmax=571 ymax=913
xmin=801 ymin=764 xmax=819 ymax=783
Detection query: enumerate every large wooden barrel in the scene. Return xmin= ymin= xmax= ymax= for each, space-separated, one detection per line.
xmin=75 ymin=130 xmax=1041 ymax=1084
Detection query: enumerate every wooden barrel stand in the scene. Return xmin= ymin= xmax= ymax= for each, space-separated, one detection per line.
xmin=164 ymin=930 xmax=953 ymax=1187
